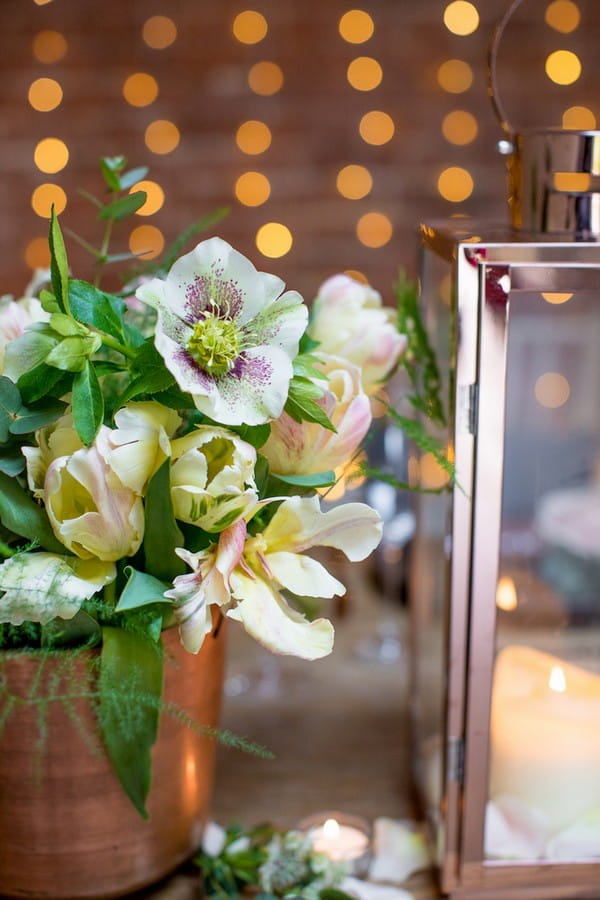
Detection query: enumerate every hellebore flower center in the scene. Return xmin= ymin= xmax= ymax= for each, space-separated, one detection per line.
xmin=186 ymin=308 xmax=242 ymax=376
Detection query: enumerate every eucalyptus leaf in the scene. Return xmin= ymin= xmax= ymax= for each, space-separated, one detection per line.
xmin=143 ymin=458 xmax=186 ymax=582
xmin=17 ymin=362 xmax=66 ymax=404
xmin=100 ymin=156 xmax=126 ymax=191
xmin=0 ymin=472 xmax=65 ymax=553
xmin=9 ymin=398 xmax=67 ymax=435
xmin=116 ymin=567 xmax=171 ymax=612
xmin=0 ymin=377 xmax=21 ymax=442
xmin=0 ymin=447 xmax=25 ymax=476
xmin=271 ymin=470 xmax=336 ymax=488
xmin=118 ymin=166 xmax=149 ymax=189
xmin=49 ymin=208 xmax=69 ymax=314
xmin=99 ymin=626 xmax=163 ymax=818
xmin=69 ymin=279 xmax=126 ymax=341
xmin=98 ymin=191 xmax=147 ymax=222
xmin=72 ymin=362 xmax=104 ymax=446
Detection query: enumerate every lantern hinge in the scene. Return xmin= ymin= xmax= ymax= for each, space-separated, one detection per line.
xmin=446 ymin=736 xmax=465 ymax=784
xmin=457 ymin=383 xmax=478 ymax=435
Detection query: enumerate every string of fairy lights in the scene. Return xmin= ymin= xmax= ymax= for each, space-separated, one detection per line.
xmin=23 ymin=0 xmax=596 ymax=275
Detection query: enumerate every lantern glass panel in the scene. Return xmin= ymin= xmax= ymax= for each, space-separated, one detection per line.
xmin=486 ymin=287 xmax=600 ymax=863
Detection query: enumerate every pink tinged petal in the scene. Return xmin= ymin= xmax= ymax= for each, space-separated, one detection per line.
xmin=214 ymin=519 xmax=247 ymax=586
xmin=265 ymin=551 xmax=346 ymax=598
xmin=227 ymin=570 xmax=334 ymax=660
xmin=263 ymin=495 xmax=383 ymax=561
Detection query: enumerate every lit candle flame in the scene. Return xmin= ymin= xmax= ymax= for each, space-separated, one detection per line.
xmin=496 ymin=576 xmax=518 ymax=612
xmin=323 ymin=818 xmax=340 ymax=839
xmin=549 ymin=665 xmax=567 ymax=693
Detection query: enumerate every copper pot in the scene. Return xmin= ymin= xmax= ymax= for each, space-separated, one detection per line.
xmin=0 ymin=625 xmax=226 ymax=899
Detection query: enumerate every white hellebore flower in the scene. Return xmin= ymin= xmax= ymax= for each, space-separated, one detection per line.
xmin=170 ymin=425 xmax=258 ymax=532
xmin=0 ymin=293 xmax=49 ymax=374
xmin=98 ymin=401 xmax=182 ymax=495
xmin=44 ymin=436 xmax=145 ymax=562
xmin=0 ymin=552 xmax=116 ymax=625
xmin=308 ymin=274 xmax=406 ymax=397
xmin=262 ymin=353 xmax=372 ymax=477
xmin=136 ymin=237 xmax=308 ymax=426
xmin=166 ymin=494 xmax=383 ymax=660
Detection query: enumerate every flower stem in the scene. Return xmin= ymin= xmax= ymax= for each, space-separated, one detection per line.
xmin=98 ymin=332 xmax=136 ymax=360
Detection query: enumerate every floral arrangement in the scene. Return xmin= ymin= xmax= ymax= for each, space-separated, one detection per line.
xmin=0 ymin=157 xmax=409 ymax=816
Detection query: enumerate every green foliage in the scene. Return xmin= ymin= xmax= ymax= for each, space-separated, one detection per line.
xmin=285 ymin=376 xmax=336 ymax=433
xmin=271 ymin=471 xmax=336 ymax=489
xmin=0 ymin=472 xmax=65 ymax=553
xmin=49 ymin=207 xmax=69 ymax=314
xmin=0 ymin=621 xmax=42 ymax=649
xmin=118 ymin=338 xmax=175 ymax=404
xmin=115 ymin=567 xmax=171 ymax=612
xmin=143 ymin=459 xmax=187 ymax=582
xmin=68 ymin=279 xmax=127 ymax=342
xmin=98 ymin=191 xmax=147 ymax=222
xmin=0 ymin=376 xmax=66 ymax=441
xmin=72 ymin=362 xmax=104 ymax=445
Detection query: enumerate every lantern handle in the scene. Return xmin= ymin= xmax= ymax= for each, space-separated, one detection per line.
xmin=487 ymin=0 xmax=526 ymax=139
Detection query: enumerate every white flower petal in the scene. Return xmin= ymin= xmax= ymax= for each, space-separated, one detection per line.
xmin=266 ymin=551 xmax=345 ymax=598
xmin=264 ymin=495 xmax=383 ymax=561
xmin=228 ymin=570 xmax=334 ymax=660
xmin=245 ymin=289 xmax=307 ymax=358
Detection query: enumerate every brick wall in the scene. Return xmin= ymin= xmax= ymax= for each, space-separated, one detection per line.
xmin=1 ymin=0 xmax=598 ymax=303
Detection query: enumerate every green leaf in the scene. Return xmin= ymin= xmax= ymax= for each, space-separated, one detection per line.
xmin=143 ymin=459 xmax=187 ymax=582
xmin=3 ymin=329 xmax=58 ymax=380
xmin=271 ymin=470 xmax=336 ymax=488
xmin=69 ymin=279 xmax=127 ymax=341
xmin=232 ymin=423 xmax=271 ymax=450
xmin=292 ymin=353 xmax=325 ymax=381
xmin=99 ymin=626 xmax=163 ymax=818
xmin=45 ymin=333 xmax=101 ymax=372
xmin=0 ymin=472 xmax=65 ymax=552
xmin=116 ymin=567 xmax=172 ymax=612
xmin=72 ymin=362 xmax=104 ymax=445
xmin=100 ymin=156 xmax=127 ymax=191
xmin=99 ymin=191 xmax=147 ymax=222
xmin=17 ymin=362 xmax=66 ymax=403
xmin=0 ymin=377 xmax=22 ymax=442
xmin=49 ymin=208 xmax=69 ymax=314
xmin=39 ymin=288 xmax=61 ymax=314
xmin=118 ymin=339 xmax=175 ymax=403
xmin=118 ymin=166 xmax=149 ymax=190
xmin=298 ymin=332 xmax=320 ymax=354
xmin=9 ymin=398 xmax=67 ymax=435
xmin=153 ymin=384 xmax=197 ymax=410
xmin=320 ymin=890 xmax=356 ymax=900
xmin=285 ymin=377 xmax=336 ymax=433
xmin=0 ymin=447 xmax=25 ymax=476
xmin=41 ymin=610 xmax=101 ymax=648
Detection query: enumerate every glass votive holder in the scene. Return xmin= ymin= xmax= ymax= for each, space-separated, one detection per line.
xmin=296 ymin=810 xmax=371 ymax=876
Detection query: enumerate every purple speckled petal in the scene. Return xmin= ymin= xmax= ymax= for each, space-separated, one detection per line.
xmin=242 ymin=289 xmax=307 ymax=357
xmin=156 ymin=328 xmax=217 ymax=400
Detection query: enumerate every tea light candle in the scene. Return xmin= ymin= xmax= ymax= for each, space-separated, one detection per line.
xmin=297 ymin=811 xmax=371 ymax=872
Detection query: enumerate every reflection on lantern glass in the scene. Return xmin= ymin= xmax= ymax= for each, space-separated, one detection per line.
xmin=336 ymin=165 xmax=373 ymax=199
xmin=31 ymin=183 xmax=67 ymax=218
xmin=33 ymin=0 xmax=53 ymax=5
xmin=343 ymin=269 xmax=368 ymax=284
xmin=534 ymin=372 xmax=570 ymax=408
xmin=545 ymin=0 xmax=581 ymax=33
xmin=496 ymin=576 xmax=518 ymax=611
xmin=233 ymin=10 xmax=268 ymax=44
xmin=248 ymin=61 xmax=284 ymax=96
xmin=438 ymin=166 xmax=474 ymax=202
xmin=28 ymin=78 xmax=63 ymax=112
xmin=236 ymin=120 xmax=272 ymax=155
xmin=437 ymin=59 xmax=473 ymax=93
xmin=419 ymin=452 xmax=450 ymax=489
xmin=359 ymin=110 xmax=395 ymax=145
xmin=24 ymin=237 xmax=51 ymax=270
xmin=34 ymin=138 xmax=69 ymax=174
xmin=347 ymin=57 xmax=383 ymax=91
xmin=33 ymin=30 xmax=68 ymax=63
xmin=130 ymin=180 xmax=165 ymax=216
xmin=129 ymin=225 xmax=165 ymax=259
xmin=338 ymin=9 xmax=375 ymax=43
xmin=142 ymin=15 xmax=177 ymax=49
xmin=545 ymin=49 xmax=581 ymax=85
xmin=562 ymin=105 xmax=596 ymax=129
xmin=256 ymin=223 xmax=293 ymax=258
xmin=443 ymin=1 xmax=480 ymax=35
xmin=542 ymin=292 xmax=573 ymax=305
xmin=356 ymin=212 xmax=393 ymax=248
xmin=145 ymin=120 xmax=180 ymax=154
xmin=235 ymin=171 xmax=271 ymax=206
xmin=549 ymin=665 xmax=567 ymax=693
xmin=442 ymin=110 xmax=478 ymax=145
xmin=123 ymin=73 xmax=159 ymax=107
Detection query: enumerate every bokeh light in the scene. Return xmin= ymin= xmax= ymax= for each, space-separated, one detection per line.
xmin=419 ymin=452 xmax=451 ymax=489
xmin=235 ymin=171 xmax=271 ymax=206
xmin=31 ymin=183 xmax=67 ymax=218
xmin=336 ymin=164 xmax=373 ymax=199
xmin=32 ymin=30 xmax=68 ymax=63
xmin=347 ymin=57 xmax=383 ymax=91
xmin=28 ymin=78 xmax=63 ymax=112
xmin=338 ymin=10 xmax=375 ymax=43
xmin=233 ymin=10 xmax=268 ymax=44
xmin=256 ymin=223 xmax=293 ymax=258
xmin=437 ymin=59 xmax=473 ymax=93
xmin=535 ymin=372 xmax=570 ymax=408
xmin=236 ymin=120 xmax=272 ymax=155
xmin=438 ymin=166 xmax=474 ymax=201
xmin=553 ymin=172 xmax=590 ymax=191
xmin=24 ymin=237 xmax=51 ymax=270
xmin=356 ymin=212 xmax=393 ymax=247
xmin=545 ymin=50 xmax=582 ymax=85
xmin=442 ymin=110 xmax=478 ymax=145
xmin=122 ymin=73 xmax=159 ymax=107
xmin=34 ymin=137 xmax=69 ymax=174
xmin=129 ymin=225 xmax=165 ymax=259
xmin=33 ymin=0 xmax=54 ymax=5
xmin=542 ymin=292 xmax=573 ymax=304
xmin=344 ymin=269 xmax=368 ymax=283
xmin=248 ymin=61 xmax=284 ymax=96
xmin=545 ymin=0 xmax=581 ymax=33
xmin=359 ymin=110 xmax=395 ymax=145
xmin=562 ymin=105 xmax=596 ymax=129
xmin=144 ymin=120 xmax=180 ymax=154
xmin=443 ymin=1 xmax=480 ymax=36
xmin=129 ymin=180 xmax=165 ymax=216
xmin=142 ymin=16 xmax=178 ymax=49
